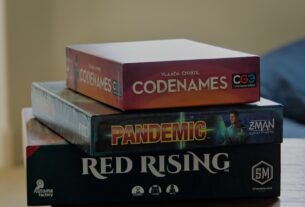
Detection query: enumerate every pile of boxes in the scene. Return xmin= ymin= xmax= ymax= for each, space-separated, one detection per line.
xmin=23 ymin=39 xmax=282 ymax=205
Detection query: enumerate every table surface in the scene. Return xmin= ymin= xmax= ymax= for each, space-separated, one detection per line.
xmin=1 ymin=139 xmax=304 ymax=207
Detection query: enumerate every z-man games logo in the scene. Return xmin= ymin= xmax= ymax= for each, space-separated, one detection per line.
xmin=248 ymin=119 xmax=275 ymax=135
xmin=111 ymin=121 xmax=209 ymax=146
xmin=232 ymin=73 xmax=256 ymax=88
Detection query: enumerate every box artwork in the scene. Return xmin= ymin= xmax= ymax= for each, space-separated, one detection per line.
xmin=32 ymin=81 xmax=282 ymax=156
xmin=23 ymin=108 xmax=280 ymax=206
xmin=66 ymin=39 xmax=260 ymax=110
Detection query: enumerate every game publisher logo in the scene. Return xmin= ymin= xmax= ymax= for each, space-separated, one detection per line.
xmin=232 ymin=73 xmax=256 ymax=88
xmin=112 ymin=80 xmax=122 ymax=96
xmin=248 ymin=118 xmax=275 ymax=135
xmin=251 ymin=161 xmax=273 ymax=192
xmin=33 ymin=179 xmax=54 ymax=197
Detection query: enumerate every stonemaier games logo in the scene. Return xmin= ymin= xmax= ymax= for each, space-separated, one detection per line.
xmin=81 ymin=151 xmax=230 ymax=180
xmin=251 ymin=161 xmax=274 ymax=192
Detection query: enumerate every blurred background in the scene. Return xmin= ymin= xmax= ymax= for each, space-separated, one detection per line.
xmin=1 ymin=0 xmax=305 ymax=169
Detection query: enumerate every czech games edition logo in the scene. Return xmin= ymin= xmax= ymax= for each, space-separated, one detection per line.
xmin=232 ymin=73 xmax=256 ymax=88
xmin=33 ymin=179 xmax=53 ymax=197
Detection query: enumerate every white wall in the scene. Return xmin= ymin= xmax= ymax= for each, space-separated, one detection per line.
xmin=0 ymin=0 xmax=11 ymax=168
xmin=5 ymin=0 xmax=305 ymax=167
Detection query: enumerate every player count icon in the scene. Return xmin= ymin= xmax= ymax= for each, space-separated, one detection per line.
xmin=166 ymin=184 xmax=179 ymax=195
xmin=131 ymin=186 xmax=144 ymax=196
xmin=149 ymin=185 xmax=162 ymax=195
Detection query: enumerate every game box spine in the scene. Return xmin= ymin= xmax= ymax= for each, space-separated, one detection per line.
xmin=66 ymin=46 xmax=260 ymax=110
xmin=31 ymin=82 xmax=92 ymax=154
xmin=26 ymin=142 xmax=281 ymax=206
xmin=93 ymin=107 xmax=283 ymax=156
xmin=66 ymin=47 xmax=124 ymax=109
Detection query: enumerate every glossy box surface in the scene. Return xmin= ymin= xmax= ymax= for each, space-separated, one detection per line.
xmin=23 ymin=109 xmax=280 ymax=206
xmin=66 ymin=39 xmax=260 ymax=110
xmin=32 ymin=82 xmax=282 ymax=156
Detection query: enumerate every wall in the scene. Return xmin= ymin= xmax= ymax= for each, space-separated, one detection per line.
xmin=5 ymin=0 xmax=305 ymax=166
xmin=0 ymin=0 xmax=11 ymax=167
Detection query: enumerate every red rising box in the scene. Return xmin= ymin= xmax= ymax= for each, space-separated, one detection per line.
xmin=66 ymin=39 xmax=260 ymax=110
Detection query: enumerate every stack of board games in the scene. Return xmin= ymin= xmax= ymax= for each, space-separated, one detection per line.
xmin=25 ymin=39 xmax=283 ymax=206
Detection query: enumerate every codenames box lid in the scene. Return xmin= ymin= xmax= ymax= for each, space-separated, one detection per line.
xmin=66 ymin=39 xmax=260 ymax=110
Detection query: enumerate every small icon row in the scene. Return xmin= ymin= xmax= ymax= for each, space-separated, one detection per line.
xmin=131 ymin=184 xmax=179 ymax=196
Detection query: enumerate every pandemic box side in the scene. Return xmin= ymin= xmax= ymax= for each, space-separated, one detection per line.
xmin=93 ymin=102 xmax=283 ymax=156
xmin=24 ymin=111 xmax=281 ymax=206
xmin=31 ymin=81 xmax=282 ymax=157
xmin=66 ymin=39 xmax=260 ymax=110
xmin=31 ymin=82 xmax=93 ymax=155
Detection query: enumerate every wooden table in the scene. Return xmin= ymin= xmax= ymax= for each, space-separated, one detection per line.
xmin=1 ymin=139 xmax=304 ymax=207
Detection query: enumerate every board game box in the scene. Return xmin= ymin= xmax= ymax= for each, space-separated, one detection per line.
xmin=66 ymin=39 xmax=260 ymax=110
xmin=32 ymin=81 xmax=282 ymax=156
xmin=23 ymin=108 xmax=281 ymax=206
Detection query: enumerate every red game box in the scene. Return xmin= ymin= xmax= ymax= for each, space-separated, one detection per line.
xmin=66 ymin=39 xmax=259 ymax=110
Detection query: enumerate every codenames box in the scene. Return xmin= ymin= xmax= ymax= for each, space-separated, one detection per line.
xmin=23 ymin=108 xmax=280 ymax=206
xmin=32 ymin=81 xmax=282 ymax=157
xmin=66 ymin=39 xmax=260 ymax=110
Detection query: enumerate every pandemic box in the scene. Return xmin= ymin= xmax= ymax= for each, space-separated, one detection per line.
xmin=32 ymin=81 xmax=282 ymax=156
xmin=66 ymin=39 xmax=260 ymax=110
xmin=23 ymin=108 xmax=281 ymax=206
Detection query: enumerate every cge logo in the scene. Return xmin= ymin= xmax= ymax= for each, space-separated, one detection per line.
xmin=232 ymin=73 xmax=256 ymax=88
xmin=251 ymin=161 xmax=273 ymax=185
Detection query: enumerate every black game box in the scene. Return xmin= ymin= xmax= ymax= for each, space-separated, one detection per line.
xmin=23 ymin=108 xmax=281 ymax=206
